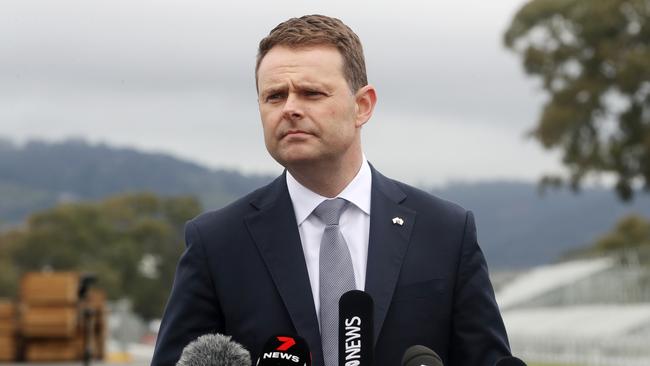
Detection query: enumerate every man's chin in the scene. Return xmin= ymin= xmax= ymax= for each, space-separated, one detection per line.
xmin=272 ymin=150 xmax=326 ymax=168
xmin=270 ymin=144 xmax=312 ymax=159
xmin=275 ymin=156 xmax=319 ymax=168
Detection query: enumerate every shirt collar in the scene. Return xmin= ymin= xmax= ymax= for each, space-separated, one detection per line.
xmin=286 ymin=157 xmax=372 ymax=225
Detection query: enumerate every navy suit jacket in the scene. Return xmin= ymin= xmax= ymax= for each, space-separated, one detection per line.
xmin=152 ymin=167 xmax=510 ymax=366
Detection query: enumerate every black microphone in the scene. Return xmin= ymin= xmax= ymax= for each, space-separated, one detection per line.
xmin=256 ymin=334 xmax=311 ymax=366
xmin=494 ymin=356 xmax=527 ymax=366
xmin=176 ymin=333 xmax=251 ymax=366
xmin=339 ymin=290 xmax=374 ymax=366
xmin=401 ymin=345 xmax=443 ymax=366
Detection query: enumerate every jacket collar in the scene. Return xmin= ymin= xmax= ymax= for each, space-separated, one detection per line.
xmin=246 ymin=165 xmax=416 ymax=359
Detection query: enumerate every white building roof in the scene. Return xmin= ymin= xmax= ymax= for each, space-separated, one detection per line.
xmin=496 ymin=257 xmax=615 ymax=309
xmin=502 ymin=304 xmax=650 ymax=340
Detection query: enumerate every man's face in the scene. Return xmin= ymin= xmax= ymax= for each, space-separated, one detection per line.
xmin=257 ymin=45 xmax=365 ymax=169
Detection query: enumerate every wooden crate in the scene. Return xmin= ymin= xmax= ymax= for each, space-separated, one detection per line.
xmin=94 ymin=335 xmax=105 ymax=360
xmin=0 ymin=335 xmax=16 ymax=362
xmin=0 ymin=350 xmax=16 ymax=362
xmin=23 ymin=323 xmax=103 ymax=362
xmin=86 ymin=288 xmax=106 ymax=308
xmin=21 ymin=305 xmax=79 ymax=338
xmin=84 ymin=288 xmax=107 ymax=360
xmin=21 ymin=272 xmax=79 ymax=306
xmin=95 ymin=309 xmax=106 ymax=360
xmin=0 ymin=300 xmax=17 ymax=338
xmin=0 ymin=319 xmax=16 ymax=336
xmin=0 ymin=300 xmax=15 ymax=319
xmin=24 ymin=338 xmax=82 ymax=362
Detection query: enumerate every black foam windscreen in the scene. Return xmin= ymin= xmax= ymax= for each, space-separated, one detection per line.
xmin=256 ymin=334 xmax=311 ymax=366
xmin=494 ymin=356 xmax=527 ymax=366
xmin=176 ymin=333 xmax=251 ymax=366
xmin=401 ymin=345 xmax=443 ymax=366
xmin=339 ymin=290 xmax=374 ymax=366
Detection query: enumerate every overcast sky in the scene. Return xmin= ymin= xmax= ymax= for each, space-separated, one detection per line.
xmin=0 ymin=0 xmax=562 ymax=186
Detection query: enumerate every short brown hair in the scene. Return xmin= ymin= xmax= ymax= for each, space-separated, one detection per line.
xmin=256 ymin=15 xmax=368 ymax=92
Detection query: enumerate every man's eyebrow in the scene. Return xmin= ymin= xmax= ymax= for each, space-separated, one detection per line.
xmin=260 ymin=85 xmax=287 ymax=96
xmin=294 ymin=81 xmax=329 ymax=91
xmin=260 ymin=81 xmax=332 ymax=97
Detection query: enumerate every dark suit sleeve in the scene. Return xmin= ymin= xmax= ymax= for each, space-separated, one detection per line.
xmin=449 ymin=211 xmax=510 ymax=366
xmin=151 ymin=220 xmax=225 ymax=366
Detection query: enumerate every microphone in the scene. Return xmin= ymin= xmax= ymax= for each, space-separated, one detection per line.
xmin=176 ymin=333 xmax=251 ymax=366
xmin=494 ymin=356 xmax=527 ymax=366
xmin=339 ymin=290 xmax=374 ymax=366
xmin=401 ymin=345 xmax=443 ymax=366
xmin=256 ymin=334 xmax=311 ymax=366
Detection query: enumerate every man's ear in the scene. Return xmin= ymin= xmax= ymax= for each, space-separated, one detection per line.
xmin=355 ymin=85 xmax=377 ymax=128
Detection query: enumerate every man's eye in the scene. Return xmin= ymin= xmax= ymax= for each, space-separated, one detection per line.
xmin=304 ymin=90 xmax=323 ymax=97
xmin=266 ymin=93 xmax=284 ymax=102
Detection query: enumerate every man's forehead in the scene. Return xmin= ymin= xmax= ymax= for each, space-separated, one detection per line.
xmin=259 ymin=77 xmax=327 ymax=90
xmin=258 ymin=48 xmax=345 ymax=87
xmin=261 ymin=44 xmax=341 ymax=63
xmin=258 ymin=46 xmax=343 ymax=74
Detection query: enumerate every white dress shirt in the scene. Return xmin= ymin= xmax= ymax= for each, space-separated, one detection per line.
xmin=286 ymin=158 xmax=372 ymax=318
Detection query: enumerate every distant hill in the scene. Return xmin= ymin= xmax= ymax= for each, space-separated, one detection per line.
xmin=431 ymin=182 xmax=650 ymax=268
xmin=0 ymin=138 xmax=274 ymax=222
xmin=3 ymin=137 xmax=650 ymax=269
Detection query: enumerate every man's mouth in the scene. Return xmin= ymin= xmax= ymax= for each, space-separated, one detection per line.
xmin=283 ymin=129 xmax=311 ymax=137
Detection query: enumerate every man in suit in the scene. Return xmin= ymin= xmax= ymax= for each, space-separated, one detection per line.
xmin=152 ymin=15 xmax=510 ymax=366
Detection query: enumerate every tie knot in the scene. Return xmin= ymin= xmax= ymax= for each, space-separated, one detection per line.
xmin=313 ymin=198 xmax=348 ymax=225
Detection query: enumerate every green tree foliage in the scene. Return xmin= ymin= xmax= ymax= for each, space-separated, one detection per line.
xmin=569 ymin=213 xmax=650 ymax=267
xmin=0 ymin=231 xmax=20 ymax=298
xmin=504 ymin=0 xmax=650 ymax=200
xmin=594 ymin=214 xmax=650 ymax=252
xmin=0 ymin=193 xmax=201 ymax=320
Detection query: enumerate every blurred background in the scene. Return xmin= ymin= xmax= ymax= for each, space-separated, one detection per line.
xmin=1 ymin=0 xmax=649 ymax=365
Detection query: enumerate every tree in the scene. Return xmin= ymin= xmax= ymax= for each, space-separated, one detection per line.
xmin=594 ymin=214 xmax=650 ymax=251
xmin=585 ymin=214 xmax=650 ymax=266
xmin=0 ymin=231 xmax=20 ymax=298
xmin=504 ymin=0 xmax=650 ymax=200
xmin=0 ymin=193 xmax=201 ymax=320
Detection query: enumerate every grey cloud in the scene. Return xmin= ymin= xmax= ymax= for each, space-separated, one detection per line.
xmin=0 ymin=0 xmax=555 ymax=185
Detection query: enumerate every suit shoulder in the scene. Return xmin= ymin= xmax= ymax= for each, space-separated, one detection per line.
xmin=391 ymin=179 xmax=469 ymax=219
xmin=188 ymin=176 xmax=279 ymax=229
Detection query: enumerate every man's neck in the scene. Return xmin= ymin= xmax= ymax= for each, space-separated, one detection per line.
xmin=286 ymin=153 xmax=363 ymax=198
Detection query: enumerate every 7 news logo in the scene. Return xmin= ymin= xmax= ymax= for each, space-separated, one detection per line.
xmin=261 ymin=336 xmax=301 ymax=363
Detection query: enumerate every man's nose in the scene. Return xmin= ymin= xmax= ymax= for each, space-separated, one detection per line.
xmin=282 ymin=93 xmax=304 ymax=120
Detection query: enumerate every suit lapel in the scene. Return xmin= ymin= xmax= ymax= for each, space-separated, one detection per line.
xmin=244 ymin=174 xmax=324 ymax=365
xmin=365 ymin=167 xmax=416 ymax=345
xmin=243 ymin=168 xmax=415 ymax=359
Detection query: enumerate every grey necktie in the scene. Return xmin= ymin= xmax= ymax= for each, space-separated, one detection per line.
xmin=314 ymin=198 xmax=356 ymax=366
